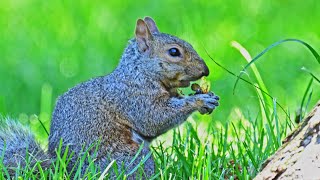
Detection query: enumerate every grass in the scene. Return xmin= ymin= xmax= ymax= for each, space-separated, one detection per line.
xmin=0 ymin=101 xmax=297 ymax=179
xmin=1 ymin=0 xmax=320 ymax=179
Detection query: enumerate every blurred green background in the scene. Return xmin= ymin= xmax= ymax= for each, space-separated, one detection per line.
xmin=0 ymin=0 xmax=319 ymax=136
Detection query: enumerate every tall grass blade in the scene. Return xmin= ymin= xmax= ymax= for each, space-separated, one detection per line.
xmin=301 ymin=67 xmax=320 ymax=83
xmin=234 ymin=39 xmax=320 ymax=92
xmin=98 ymin=160 xmax=115 ymax=180
xmin=204 ymin=48 xmax=291 ymax=119
xmin=297 ymin=78 xmax=314 ymax=123
xmin=231 ymin=41 xmax=273 ymax=116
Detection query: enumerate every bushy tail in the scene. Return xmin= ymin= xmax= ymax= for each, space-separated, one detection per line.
xmin=0 ymin=118 xmax=50 ymax=175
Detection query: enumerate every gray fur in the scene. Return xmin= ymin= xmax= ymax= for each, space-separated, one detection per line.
xmin=0 ymin=118 xmax=50 ymax=174
xmin=0 ymin=17 xmax=219 ymax=179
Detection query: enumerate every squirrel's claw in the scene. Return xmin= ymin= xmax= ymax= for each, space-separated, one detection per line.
xmin=190 ymin=92 xmax=220 ymax=115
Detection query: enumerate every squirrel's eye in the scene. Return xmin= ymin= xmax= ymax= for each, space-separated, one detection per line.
xmin=168 ymin=48 xmax=181 ymax=57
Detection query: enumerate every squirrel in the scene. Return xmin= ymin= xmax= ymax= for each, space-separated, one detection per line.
xmin=0 ymin=17 xmax=219 ymax=178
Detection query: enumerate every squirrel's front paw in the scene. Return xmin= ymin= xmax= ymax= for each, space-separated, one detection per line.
xmin=192 ymin=92 xmax=219 ymax=114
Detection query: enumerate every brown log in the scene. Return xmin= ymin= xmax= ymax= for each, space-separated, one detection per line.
xmin=254 ymin=101 xmax=320 ymax=180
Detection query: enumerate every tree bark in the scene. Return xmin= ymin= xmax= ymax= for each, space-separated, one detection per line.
xmin=254 ymin=101 xmax=320 ymax=180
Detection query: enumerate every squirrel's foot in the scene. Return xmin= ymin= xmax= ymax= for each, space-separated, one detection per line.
xmin=190 ymin=92 xmax=219 ymax=114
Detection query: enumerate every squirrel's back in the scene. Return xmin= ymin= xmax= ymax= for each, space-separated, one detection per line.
xmin=48 ymin=69 xmax=155 ymax=172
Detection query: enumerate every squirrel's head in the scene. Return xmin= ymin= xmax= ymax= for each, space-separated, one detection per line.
xmin=134 ymin=17 xmax=209 ymax=90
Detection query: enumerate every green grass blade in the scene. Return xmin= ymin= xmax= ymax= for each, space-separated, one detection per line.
xmin=204 ymin=49 xmax=291 ymax=119
xmin=296 ymin=78 xmax=314 ymax=123
xmin=127 ymin=152 xmax=152 ymax=176
xmin=301 ymin=67 xmax=320 ymax=83
xmin=97 ymin=160 xmax=115 ymax=180
xmin=231 ymin=41 xmax=273 ymax=117
xmin=234 ymin=38 xmax=320 ymax=93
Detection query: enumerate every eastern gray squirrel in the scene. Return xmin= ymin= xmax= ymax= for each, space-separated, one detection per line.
xmin=0 ymin=17 xmax=219 ymax=178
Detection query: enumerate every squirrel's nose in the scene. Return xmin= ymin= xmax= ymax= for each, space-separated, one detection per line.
xmin=202 ymin=63 xmax=210 ymax=77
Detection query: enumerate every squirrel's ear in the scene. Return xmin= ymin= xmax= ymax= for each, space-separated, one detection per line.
xmin=144 ymin=17 xmax=160 ymax=34
xmin=135 ymin=19 xmax=153 ymax=53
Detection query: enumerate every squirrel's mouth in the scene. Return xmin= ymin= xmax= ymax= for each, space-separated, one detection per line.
xmin=177 ymin=74 xmax=204 ymax=87
xmin=165 ymin=76 xmax=205 ymax=97
xmin=178 ymin=80 xmax=191 ymax=87
xmin=161 ymin=72 xmax=207 ymax=97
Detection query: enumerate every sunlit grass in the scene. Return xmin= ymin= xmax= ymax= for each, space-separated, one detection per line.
xmin=0 ymin=100 xmax=296 ymax=179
